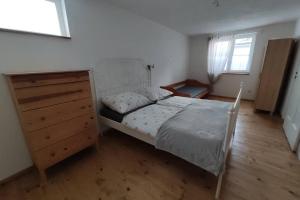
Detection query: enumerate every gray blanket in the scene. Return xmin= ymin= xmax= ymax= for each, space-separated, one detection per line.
xmin=155 ymin=100 xmax=233 ymax=176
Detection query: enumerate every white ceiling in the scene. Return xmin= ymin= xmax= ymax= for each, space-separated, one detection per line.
xmin=103 ymin=0 xmax=300 ymax=35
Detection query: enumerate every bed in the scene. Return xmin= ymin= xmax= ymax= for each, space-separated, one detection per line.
xmin=98 ymin=85 xmax=242 ymax=200
xmin=94 ymin=58 xmax=242 ymax=199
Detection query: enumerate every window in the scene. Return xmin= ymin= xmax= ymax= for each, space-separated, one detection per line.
xmin=0 ymin=0 xmax=70 ymax=37
xmin=224 ymin=33 xmax=256 ymax=73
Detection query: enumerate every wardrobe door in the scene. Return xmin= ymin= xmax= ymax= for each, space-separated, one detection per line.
xmin=255 ymin=39 xmax=294 ymax=113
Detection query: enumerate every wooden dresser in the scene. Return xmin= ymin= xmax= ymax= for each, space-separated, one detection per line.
xmin=5 ymin=70 xmax=99 ymax=183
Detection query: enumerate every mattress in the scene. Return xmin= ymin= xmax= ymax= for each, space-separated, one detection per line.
xmin=122 ymin=104 xmax=182 ymax=137
xmin=100 ymin=106 xmax=126 ymax=123
xmin=100 ymin=103 xmax=155 ymax=123
xmin=176 ymin=86 xmax=208 ymax=97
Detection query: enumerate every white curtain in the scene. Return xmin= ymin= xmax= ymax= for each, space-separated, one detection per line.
xmin=207 ymin=35 xmax=233 ymax=84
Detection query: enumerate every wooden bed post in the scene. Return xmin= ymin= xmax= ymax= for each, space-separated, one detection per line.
xmin=215 ymin=83 xmax=243 ymax=200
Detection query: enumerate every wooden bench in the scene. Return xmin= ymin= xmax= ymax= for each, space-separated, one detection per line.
xmin=161 ymin=79 xmax=209 ymax=99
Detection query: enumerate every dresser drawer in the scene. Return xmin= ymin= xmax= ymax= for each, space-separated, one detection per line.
xmin=34 ymin=128 xmax=97 ymax=169
xmin=22 ymin=98 xmax=94 ymax=132
xmin=15 ymin=81 xmax=91 ymax=111
xmin=10 ymin=71 xmax=89 ymax=89
xmin=28 ymin=113 xmax=96 ymax=151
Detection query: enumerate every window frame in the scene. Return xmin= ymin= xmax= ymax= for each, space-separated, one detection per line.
xmin=224 ymin=32 xmax=256 ymax=74
xmin=0 ymin=0 xmax=71 ymax=38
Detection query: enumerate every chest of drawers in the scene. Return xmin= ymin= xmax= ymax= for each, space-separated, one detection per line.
xmin=5 ymin=70 xmax=99 ymax=184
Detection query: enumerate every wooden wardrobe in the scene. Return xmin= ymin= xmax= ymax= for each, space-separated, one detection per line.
xmin=255 ymin=38 xmax=295 ymax=113
xmin=5 ymin=70 xmax=99 ymax=184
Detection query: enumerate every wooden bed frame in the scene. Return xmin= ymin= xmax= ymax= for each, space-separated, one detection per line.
xmin=99 ymin=84 xmax=243 ymax=200
xmin=161 ymin=79 xmax=210 ymax=98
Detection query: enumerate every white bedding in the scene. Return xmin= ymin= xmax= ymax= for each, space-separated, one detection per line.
xmin=122 ymin=104 xmax=182 ymax=137
xmin=121 ymin=96 xmax=229 ymax=140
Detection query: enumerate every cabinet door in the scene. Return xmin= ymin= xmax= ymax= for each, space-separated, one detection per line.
xmin=255 ymin=39 xmax=293 ymax=112
xmin=283 ymin=68 xmax=300 ymax=151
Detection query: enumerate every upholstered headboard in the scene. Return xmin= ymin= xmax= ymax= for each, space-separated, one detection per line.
xmin=93 ymin=58 xmax=150 ymax=106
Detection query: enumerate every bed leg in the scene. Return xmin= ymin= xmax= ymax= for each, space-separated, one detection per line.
xmin=215 ymin=167 xmax=225 ymax=200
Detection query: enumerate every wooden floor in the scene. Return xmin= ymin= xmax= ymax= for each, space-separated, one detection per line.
xmin=1 ymin=99 xmax=300 ymax=200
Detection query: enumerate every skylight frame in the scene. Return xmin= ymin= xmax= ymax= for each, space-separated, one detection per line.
xmin=0 ymin=0 xmax=71 ymax=38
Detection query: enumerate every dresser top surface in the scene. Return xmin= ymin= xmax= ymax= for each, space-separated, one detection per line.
xmin=3 ymin=68 xmax=92 ymax=76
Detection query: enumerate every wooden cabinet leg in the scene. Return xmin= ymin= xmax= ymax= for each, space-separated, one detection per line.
xmin=95 ymin=138 xmax=101 ymax=153
xmin=38 ymin=168 xmax=47 ymax=188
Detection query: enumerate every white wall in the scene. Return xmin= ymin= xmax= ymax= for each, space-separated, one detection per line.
xmin=0 ymin=0 xmax=189 ymax=181
xmin=294 ymin=18 xmax=300 ymax=37
xmin=188 ymin=35 xmax=210 ymax=83
xmin=282 ymin=19 xmax=300 ymax=117
xmin=281 ymin=18 xmax=300 ymax=159
xmin=296 ymin=19 xmax=300 ymax=160
xmin=298 ymin=145 xmax=300 ymax=160
xmin=188 ymin=21 xmax=296 ymax=100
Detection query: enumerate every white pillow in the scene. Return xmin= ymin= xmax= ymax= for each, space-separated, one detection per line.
xmin=102 ymin=92 xmax=152 ymax=114
xmin=139 ymin=87 xmax=173 ymax=101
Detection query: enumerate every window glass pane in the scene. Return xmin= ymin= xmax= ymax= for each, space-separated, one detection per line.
xmin=232 ymin=45 xmax=251 ymax=56
xmin=0 ymin=0 xmax=65 ymax=36
xmin=230 ymin=36 xmax=254 ymax=71
xmin=231 ymin=55 xmax=250 ymax=71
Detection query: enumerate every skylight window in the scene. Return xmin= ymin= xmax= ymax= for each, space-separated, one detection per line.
xmin=0 ymin=0 xmax=70 ymax=37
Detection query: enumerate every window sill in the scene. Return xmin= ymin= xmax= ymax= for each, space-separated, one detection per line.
xmin=222 ymin=72 xmax=250 ymax=75
xmin=0 ymin=28 xmax=71 ymax=39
